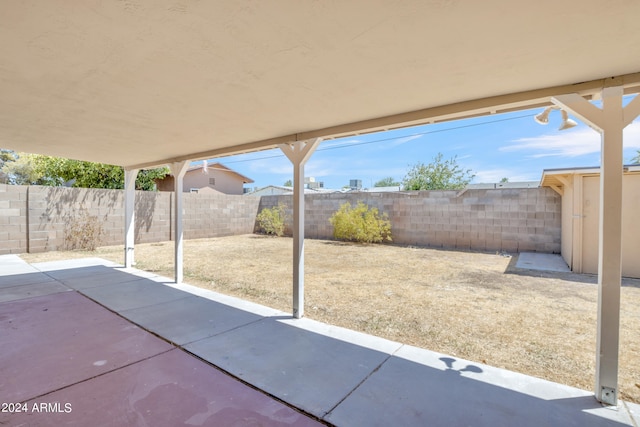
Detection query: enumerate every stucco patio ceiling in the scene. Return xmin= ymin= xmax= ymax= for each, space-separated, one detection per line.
xmin=1 ymin=1 xmax=640 ymax=168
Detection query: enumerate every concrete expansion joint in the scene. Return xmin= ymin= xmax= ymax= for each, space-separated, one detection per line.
xmin=323 ymin=345 xmax=402 ymax=419
xmin=183 ymin=347 xmax=331 ymax=427
xmin=187 ymin=316 xmax=267 ymax=343
xmin=23 ymin=347 xmax=175 ymax=405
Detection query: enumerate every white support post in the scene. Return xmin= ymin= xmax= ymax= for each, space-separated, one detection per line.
xmin=170 ymin=161 xmax=190 ymax=284
xmin=124 ymin=168 xmax=139 ymax=268
xmin=596 ymin=89 xmax=624 ymax=406
xmin=279 ymin=138 xmax=322 ymax=319
xmin=553 ymin=88 xmax=640 ymax=406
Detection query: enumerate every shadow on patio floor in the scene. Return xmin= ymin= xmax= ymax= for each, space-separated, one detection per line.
xmin=1 ymin=255 xmax=638 ymax=426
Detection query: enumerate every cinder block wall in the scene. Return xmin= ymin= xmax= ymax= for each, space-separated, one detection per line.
xmin=0 ymin=184 xmax=28 ymax=254
xmin=182 ymin=193 xmax=261 ymax=240
xmin=0 ymin=185 xmax=560 ymax=255
xmin=0 ymin=185 xmax=261 ymax=254
xmin=134 ymin=191 xmax=172 ymax=244
xmin=26 ymin=186 xmax=123 ymax=252
xmin=25 ymin=186 xmax=173 ymax=251
xmin=259 ymin=188 xmax=561 ymax=253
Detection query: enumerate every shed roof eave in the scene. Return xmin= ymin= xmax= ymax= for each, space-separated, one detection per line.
xmin=540 ymin=164 xmax=640 ymax=188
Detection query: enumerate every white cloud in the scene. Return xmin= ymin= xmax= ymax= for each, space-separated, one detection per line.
xmin=246 ymin=157 xmax=291 ymax=175
xmin=500 ymin=121 xmax=640 ymax=158
xmin=305 ymin=157 xmax=346 ymax=178
xmin=501 ymin=128 xmax=599 ymax=158
xmin=346 ymin=166 xmax=407 ymax=178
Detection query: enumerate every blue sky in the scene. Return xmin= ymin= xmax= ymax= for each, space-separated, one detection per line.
xmin=211 ymin=105 xmax=640 ymax=190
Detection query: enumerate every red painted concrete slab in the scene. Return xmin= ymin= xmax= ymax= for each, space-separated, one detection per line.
xmin=0 ymin=280 xmax=71 ymax=303
xmin=1 ymin=349 xmax=325 ymax=427
xmin=0 ymin=291 xmax=173 ymax=403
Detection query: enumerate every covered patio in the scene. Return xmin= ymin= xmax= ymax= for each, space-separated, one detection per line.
xmin=2 ymin=255 xmax=639 ymax=426
xmin=2 ymin=0 xmax=640 ymax=419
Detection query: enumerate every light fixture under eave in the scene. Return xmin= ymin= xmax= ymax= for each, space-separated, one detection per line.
xmin=534 ymin=106 xmax=577 ymax=131
xmin=534 ymin=106 xmax=554 ymax=125
xmin=558 ymin=109 xmax=578 ymax=130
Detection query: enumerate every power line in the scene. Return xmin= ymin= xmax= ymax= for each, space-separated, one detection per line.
xmin=222 ymin=112 xmax=535 ymax=164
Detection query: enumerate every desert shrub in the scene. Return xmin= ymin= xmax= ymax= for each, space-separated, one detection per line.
xmin=65 ymin=208 xmax=104 ymax=251
xmin=329 ymin=201 xmax=392 ymax=243
xmin=256 ymin=204 xmax=286 ymax=236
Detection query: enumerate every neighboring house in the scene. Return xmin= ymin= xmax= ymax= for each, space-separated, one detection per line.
xmin=246 ymin=185 xmax=294 ymax=197
xmin=246 ymin=185 xmax=341 ymax=196
xmin=540 ymin=165 xmax=640 ymax=278
xmin=156 ymin=163 xmax=253 ymax=195
xmin=305 ymin=177 xmax=324 ymax=189
xmin=467 ymin=181 xmax=539 ymax=190
xmin=362 ymin=186 xmax=401 ymax=192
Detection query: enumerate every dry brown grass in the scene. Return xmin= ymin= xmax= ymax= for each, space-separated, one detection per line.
xmin=21 ymin=234 xmax=640 ymax=403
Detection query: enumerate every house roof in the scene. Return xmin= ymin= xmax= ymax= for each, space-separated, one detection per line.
xmin=245 ymin=185 xmax=294 ymax=196
xmin=362 ymin=186 xmax=402 ymax=193
xmin=467 ymin=182 xmax=539 ymax=190
xmin=165 ymin=163 xmax=254 ymax=184
xmin=540 ymin=164 xmax=640 ymax=188
xmin=1 ymin=2 xmax=640 ymax=168
xmin=247 ymin=185 xmax=341 ymax=196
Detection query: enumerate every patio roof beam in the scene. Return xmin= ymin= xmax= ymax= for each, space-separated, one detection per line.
xmin=553 ymin=87 xmax=640 ymax=406
xmin=126 ymin=73 xmax=640 ymax=171
xmin=279 ymin=138 xmax=323 ymax=319
xmin=124 ymin=168 xmax=139 ymax=268
xmin=170 ymin=160 xmax=190 ymax=284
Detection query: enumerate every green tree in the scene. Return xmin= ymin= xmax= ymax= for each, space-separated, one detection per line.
xmin=402 ymin=153 xmax=475 ymax=191
xmin=135 ymin=169 xmax=170 ymax=191
xmin=500 ymin=177 xmax=509 ymax=183
xmin=284 ymin=179 xmax=293 ymax=186
xmin=0 ymin=149 xmax=16 ymax=166
xmin=0 ymin=150 xmax=19 ymax=183
xmin=374 ymin=177 xmax=400 ymax=187
xmin=1 ymin=153 xmax=44 ymax=185
xmin=34 ymin=156 xmax=168 ymax=190
xmin=631 ymin=150 xmax=640 ymax=164
xmin=1 ymin=152 xmax=168 ymax=190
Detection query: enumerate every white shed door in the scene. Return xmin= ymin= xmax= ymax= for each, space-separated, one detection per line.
xmin=581 ymin=175 xmax=640 ymax=278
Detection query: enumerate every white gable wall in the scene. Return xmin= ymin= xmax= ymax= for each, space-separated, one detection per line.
xmin=182 ymin=168 xmax=245 ymax=195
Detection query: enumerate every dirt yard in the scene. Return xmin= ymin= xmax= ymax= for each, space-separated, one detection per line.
xmin=20 ymin=234 xmax=640 ymax=403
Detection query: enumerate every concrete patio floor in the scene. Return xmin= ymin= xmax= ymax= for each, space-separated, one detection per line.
xmin=1 ymin=255 xmax=639 ymax=426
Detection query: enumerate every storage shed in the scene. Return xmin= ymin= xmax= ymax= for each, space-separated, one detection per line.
xmin=540 ymin=165 xmax=640 ymax=278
